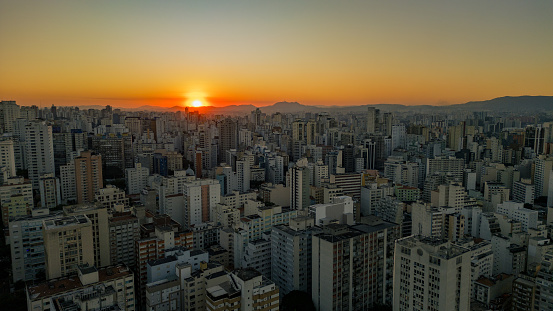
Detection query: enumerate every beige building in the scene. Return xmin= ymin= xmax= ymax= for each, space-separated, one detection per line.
xmin=75 ymin=151 xmax=103 ymax=204
xmin=64 ymin=203 xmax=111 ymax=268
xmin=43 ymin=215 xmax=95 ymax=279
xmin=95 ymin=184 xmax=129 ymax=209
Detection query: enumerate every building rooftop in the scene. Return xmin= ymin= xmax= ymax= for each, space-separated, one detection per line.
xmin=27 ymin=264 xmax=132 ymax=300
xmin=43 ymin=215 xmax=90 ymax=230
xmin=234 ymin=268 xmax=261 ymax=282
xmin=396 ymin=235 xmax=471 ymax=260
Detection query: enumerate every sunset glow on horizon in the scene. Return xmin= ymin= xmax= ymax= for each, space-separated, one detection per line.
xmin=1 ymin=0 xmax=552 ymax=109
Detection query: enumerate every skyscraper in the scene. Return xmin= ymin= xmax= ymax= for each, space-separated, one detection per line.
xmin=74 ymin=151 xmax=103 ymax=204
xmin=289 ymin=159 xmax=310 ymax=210
xmin=312 ymin=221 xmax=400 ymax=310
xmin=219 ymin=118 xmax=238 ymax=163
xmin=25 ymin=121 xmax=55 ymax=189
xmin=367 ymin=107 xmax=378 ymax=134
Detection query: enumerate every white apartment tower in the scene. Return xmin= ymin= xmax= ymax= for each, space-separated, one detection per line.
xmin=25 ymin=121 xmax=55 ymax=189
xmin=38 ymin=173 xmax=62 ymax=209
xmin=393 ymin=236 xmax=472 ymax=311
xmin=125 ymin=162 xmax=150 ymax=194
xmin=0 ymin=138 xmax=16 ymax=179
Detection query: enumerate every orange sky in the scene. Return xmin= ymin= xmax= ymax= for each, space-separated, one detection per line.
xmin=1 ymin=1 xmax=552 ymax=108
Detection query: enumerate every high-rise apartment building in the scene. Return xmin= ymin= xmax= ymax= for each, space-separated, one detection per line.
xmin=43 ymin=215 xmax=95 ymax=279
xmin=289 ymin=160 xmax=310 ymax=210
xmin=25 ymin=120 xmax=55 ymax=189
xmin=38 ymin=173 xmax=61 ymax=209
xmin=367 ymin=107 xmax=378 ymax=134
xmin=181 ymin=178 xmax=221 ymax=227
xmin=0 ymin=100 xmax=20 ymax=133
xmin=0 ymin=176 xmax=33 ymax=226
xmin=109 ymin=211 xmax=139 ymax=268
xmin=512 ymin=180 xmax=535 ymax=205
xmin=534 ymin=155 xmax=553 ymax=199
xmin=312 ymin=221 xmax=400 ymax=310
xmin=271 ymin=217 xmax=320 ymax=297
xmin=218 ymin=118 xmax=238 ymax=163
xmin=0 ymin=138 xmax=16 ymax=179
xmin=9 ymin=210 xmax=63 ymax=282
xmin=63 ymin=203 xmax=111 ymax=268
xmin=393 ymin=236 xmax=472 ymax=311
xmin=52 ymin=129 xmax=87 ymax=176
xmin=74 ymin=151 xmax=103 ymax=204
xmin=125 ymin=162 xmax=150 ymax=194
xmin=90 ymin=133 xmax=133 ymax=171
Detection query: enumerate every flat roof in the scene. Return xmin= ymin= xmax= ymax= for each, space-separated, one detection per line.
xmin=27 ymin=264 xmax=131 ymax=300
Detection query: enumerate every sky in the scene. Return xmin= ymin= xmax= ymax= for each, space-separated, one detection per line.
xmin=1 ymin=0 xmax=552 ymax=108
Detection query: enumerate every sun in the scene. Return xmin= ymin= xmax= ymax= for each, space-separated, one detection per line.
xmin=191 ymin=100 xmax=203 ymax=107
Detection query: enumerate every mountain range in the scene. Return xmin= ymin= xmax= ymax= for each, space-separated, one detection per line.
xmin=77 ymin=96 xmax=553 ymax=115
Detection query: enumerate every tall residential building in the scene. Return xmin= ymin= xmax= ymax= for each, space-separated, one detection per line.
xmin=125 ymin=162 xmax=150 ymax=194
xmin=26 ymin=264 xmax=135 ymax=311
xmin=43 ymin=215 xmax=95 ymax=279
xmin=59 ymin=159 xmax=77 ymax=204
xmin=271 ymin=217 xmax=320 ymax=297
xmin=367 ymin=107 xmax=378 ymax=134
xmin=0 ymin=176 xmax=33 ymax=226
xmin=38 ymin=173 xmax=62 ymax=209
xmin=64 ymin=203 xmax=111 ymax=268
xmin=534 ymin=155 xmax=553 ymax=198
xmin=90 ymin=133 xmax=133 ymax=171
xmin=312 ymin=221 xmax=400 ymax=310
xmin=233 ymin=205 xmax=298 ymax=270
xmin=0 ymin=138 xmax=16 ymax=179
xmin=289 ymin=160 xmax=310 ymax=210
xmin=236 ymin=159 xmax=250 ymax=192
xmin=426 ymin=156 xmax=465 ymax=182
xmin=9 ymin=210 xmax=63 ymax=282
xmin=218 ymin=118 xmax=238 ymax=163
xmin=52 ymin=130 xmax=87 ymax=176
xmin=25 ymin=121 xmax=55 ymax=189
xmin=393 ymin=236 xmax=472 ymax=311
xmin=511 ymin=274 xmax=536 ymax=311
xmin=74 ymin=151 xmax=103 ymax=203
xmin=534 ymin=251 xmax=553 ymax=310
xmin=0 ymin=100 xmax=20 ymax=133
xmin=109 ymin=212 xmax=140 ymax=268
xmin=512 ymin=180 xmax=535 ymax=205
xmin=181 ymin=178 xmax=221 ymax=227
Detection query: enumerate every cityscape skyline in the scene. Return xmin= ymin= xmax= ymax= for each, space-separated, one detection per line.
xmin=2 ymin=1 xmax=553 ymax=310
xmin=1 ymin=1 xmax=552 ymax=108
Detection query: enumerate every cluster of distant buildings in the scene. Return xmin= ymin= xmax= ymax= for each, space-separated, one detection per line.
xmin=1 ymin=99 xmax=553 ymax=310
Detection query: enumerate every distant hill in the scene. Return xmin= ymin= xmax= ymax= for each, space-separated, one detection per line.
xmin=105 ymin=95 xmax=553 ymax=114
xmin=449 ymin=96 xmax=553 ymax=112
